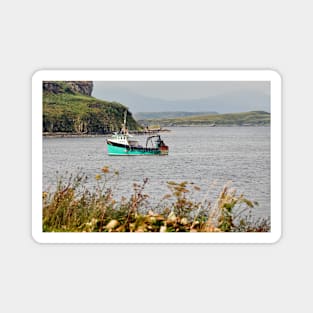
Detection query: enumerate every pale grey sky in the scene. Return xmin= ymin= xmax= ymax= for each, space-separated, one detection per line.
xmin=93 ymin=81 xmax=270 ymax=101
xmin=92 ymin=81 xmax=270 ymax=113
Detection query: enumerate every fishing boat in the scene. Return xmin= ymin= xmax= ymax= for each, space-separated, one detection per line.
xmin=106 ymin=111 xmax=169 ymax=156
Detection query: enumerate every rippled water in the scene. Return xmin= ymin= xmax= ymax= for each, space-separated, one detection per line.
xmin=43 ymin=126 xmax=270 ymax=218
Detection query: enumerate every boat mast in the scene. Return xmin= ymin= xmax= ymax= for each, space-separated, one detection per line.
xmin=122 ymin=110 xmax=128 ymax=134
xmin=124 ymin=110 xmax=127 ymax=127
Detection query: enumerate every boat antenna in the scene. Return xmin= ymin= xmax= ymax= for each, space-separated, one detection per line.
xmin=124 ymin=110 xmax=127 ymax=125
xmin=122 ymin=110 xmax=127 ymax=134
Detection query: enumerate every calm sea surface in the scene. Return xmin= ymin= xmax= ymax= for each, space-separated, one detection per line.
xmin=43 ymin=127 xmax=270 ymax=218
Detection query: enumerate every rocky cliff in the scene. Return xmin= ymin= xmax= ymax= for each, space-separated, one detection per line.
xmin=43 ymin=81 xmax=93 ymax=96
xmin=43 ymin=81 xmax=140 ymax=134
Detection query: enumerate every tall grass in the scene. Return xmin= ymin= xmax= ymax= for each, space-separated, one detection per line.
xmin=42 ymin=167 xmax=270 ymax=232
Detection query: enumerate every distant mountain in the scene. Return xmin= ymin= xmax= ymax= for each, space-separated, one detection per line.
xmin=92 ymin=87 xmax=270 ymax=114
xmin=140 ymin=111 xmax=270 ymax=127
xmin=134 ymin=111 xmax=219 ymax=120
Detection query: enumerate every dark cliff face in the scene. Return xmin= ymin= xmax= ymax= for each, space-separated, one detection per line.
xmin=43 ymin=81 xmax=93 ymax=96
xmin=43 ymin=81 xmax=141 ymax=133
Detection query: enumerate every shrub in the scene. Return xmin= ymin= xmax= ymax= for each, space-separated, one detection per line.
xmin=42 ymin=168 xmax=270 ymax=232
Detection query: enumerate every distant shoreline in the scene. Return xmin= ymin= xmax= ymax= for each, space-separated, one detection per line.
xmin=42 ymin=125 xmax=269 ymax=138
xmin=140 ymin=122 xmax=270 ymax=128
xmin=43 ymin=132 xmax=109 ymax=138
xmin=42 ymin=128 xmax=171 ymax=138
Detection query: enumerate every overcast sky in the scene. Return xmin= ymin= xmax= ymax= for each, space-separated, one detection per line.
xmin=93 ymin=81 xmax=270 ymax=101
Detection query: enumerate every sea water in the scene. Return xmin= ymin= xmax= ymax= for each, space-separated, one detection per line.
xmin=43 ymin=126 xmax=270 ymax=218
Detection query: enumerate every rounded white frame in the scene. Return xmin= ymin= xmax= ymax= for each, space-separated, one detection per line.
xmin=32 ymin=70 xmax=281 ymax=244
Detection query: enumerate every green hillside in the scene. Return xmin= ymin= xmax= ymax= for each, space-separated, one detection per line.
xmin=141 ymin=111 xmax=270 ymax=127
xmin=43 ymin=81 xmax=140 ymax=134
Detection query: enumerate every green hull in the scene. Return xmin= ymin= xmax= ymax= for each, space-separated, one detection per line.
xmin=107 ymin=144 xmax=161 ymax=155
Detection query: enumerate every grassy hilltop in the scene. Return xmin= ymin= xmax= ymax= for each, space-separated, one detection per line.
xmin=139 ymin=111 xmax=270 ymax=127
xmin=43 ymin=81 xmax=140 ymax=134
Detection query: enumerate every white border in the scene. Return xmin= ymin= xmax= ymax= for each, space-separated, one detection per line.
xmin=32 ymin=70 xmax=281 ymax=244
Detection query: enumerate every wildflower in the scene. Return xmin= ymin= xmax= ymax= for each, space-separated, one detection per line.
xmin=162 ymin=194 xmax=172 ymax=200
xmin=101 ymin=166 xmax=110 ymax=174
xmin=160 ymin=225 xmax=167 ymax=232
xmin=95 ymin=174 xmax=102 ymax=180
xmin=135 ymin=226 xmax=146 ymax=232
xmin=105 ymin=220 xmax=119 ymax=231
xmin=167 ymin=212 xmax=177 ymax=222
xmin=180 ymin=217 xmax=188 ymax=225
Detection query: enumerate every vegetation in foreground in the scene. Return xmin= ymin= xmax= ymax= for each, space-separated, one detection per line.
xmin=42 ymin=167 xmax=270 ymax=232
